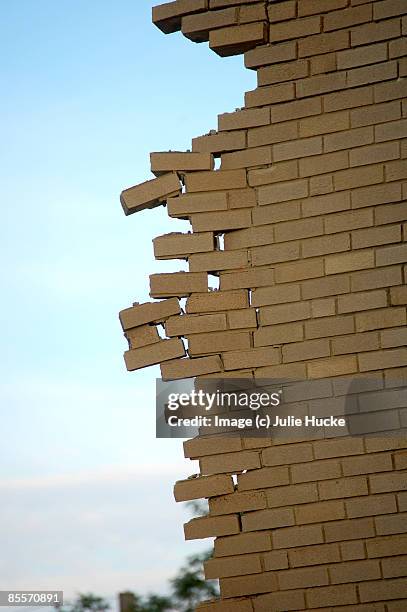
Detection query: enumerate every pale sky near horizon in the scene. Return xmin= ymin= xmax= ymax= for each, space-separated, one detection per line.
xmin=0 ymin=0 xmax=256 ymax=606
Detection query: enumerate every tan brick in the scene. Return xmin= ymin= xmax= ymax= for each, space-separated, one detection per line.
xmin=310 ymin=51 xmax=337 ymax=75
xmin=386 ymin=159 xmax=407 ymax=182
xmin=167 ymin=191 xmax=228 ymax=217
xmin=174 ymin=474 xmax=234 ymax=502
xmin=275 ymin=217 xmax=324 ymax=242
xmin=381 ymin=326 xmax=407 ymax=348
xmin=245 ymin=82 xmax=295 ymax=108
xmin=191 ymin=209 xmax=251 ymax=232
xmin=224 ymin=225 xmax=274 ymax=250
xmin=165 ymin=313 xmax=226 ymax=337
xmin=308 ymin=355 xmax=358 ymax=377
xmin=238 ymin=466 xmax=289 ymax=491
xmin=334 ymin=165 xmax=384 ymax=192
xmin=325 ymin=126 xmax=374 ymax=153
xmin=324 ymin=4 xmax=372 ymax=32
xmin=325 ymin=517 xmax=375 ymax=542
xmin=271 ymin=97 xmax=322 ymax=124
xmin=184 ymin=514 xmax=240 ymax=540
xmin=376 ymin=512 xmax=407 ymax=535
xmin=338 ymin=289 xmax=387 ymax=314
xmin=296 ymin=71 xmax=347 ymax=98
xmin=299 ymin=30 xmax=350 ymax=58
xmin=218 ymin=108 xmax=269 ymax=132
xmin=210 ymin=490 xmax=267 ymax=516
xmin=252 ymin=284 xmax=300 ymax=307
xmin=152 ymin=0 xmax=207 ymax=34
xmin=251 ymin=241 xmax=300 ymax=266
xmin=352 ymin=182 xmax=402 ymax=209
xmin=228 ymin=187 xmax=257 ymax=209
xmin=223 ymin=347 xmax=280 ymax=370
xmin=381 ymin=554 xmax=407 ymax=579
xmin=263 ymin=549 xmax=289 ymax=571
xmin=204 ymin=553 xmax=262 ymax=580
xmin=245 ymin=40 xmax=297 ymax=69
xmin=221 ymin=146 xmax=272 ymax=171
xmin=337 ymin=42 xmax=388 ymax=70
xmin=252 ymin=590 xmax=306 ymax=612
xmin=376 ymin=119 xmax=407 ymax=143
xmin=332 ymin=332 xmax=380 ymax=355
xmin=227 ymin=308 xmax=257 ymax=330
xmin=300 ymin=111 xmax=349 ymax=139
xmin=262 ymin=443 xmax=313 ymax=467
xmin=220 ymin=571 xmax=278 ymax=598
xmin=248 ymin=120 xmax=298 ymax=147
xmin=302 ymin=274 xmax=350 ymax=299
xmin=184 ymin=436 xmax=243 ymax=459
xmin=359 ymin=577 xmax=407 ymax=603
xmin=189 ymin=249 xmax=250 ymax=272
xmin=296 ymin=500 xmax=346 ymax=524
xmin=302 ymin=191 xmax=351 ymax=217
xmin=391 ymin=285 xmax=407 ymax=305
xmin=314 ymin=437 xmax=365 ymax=459
xmin=273 ymin=524 xmax=324 ymax=549
xmin=377 ymin=244 xmax=407 ymax=267
xmin=200 ymin=450 xmax=261 ymax=475
xmin=356 ymin=307 xmax=406 ymax=332
xmin=340 ymin=539 xmax=366 ymax=561
xmin=311 ymin=297 xmax=336 ymax=317
xmin=359 ymin=347 xmax=407 ymax=371
xmin=242 ymin=507 xmax=295 ymax=531
xmin=325 ymin=208 xmax=373 ymax=234
xmin=125 ymin=324 xmax=160 ymax=350
xmin=185 ymin=168 xmax=247 ymax=192
xmin=210 ymin=22 xmax=268 ymax=58
xmin=273 ymin=135 xmax=323 ymax=162
xmin=189 ymin=330 xmax=251 ymax=356
xmin=305 ymin=315 xmax=355 ymax=339
xmin=239 ymin=3 xmax=267 ymax=24
xmin=268 ymin=0 xmax=296 ymax=22
xmin=319 ymin=476 xmax=368 ymax=500
xmin=196 ymin=598 xmax=253 ymax=612
xmin=350 ymin=141 xmax=400 ymax=168
xmin=283 ymin=338 xmax=330 ymax=363
xmin=252 ymin=200 xmax=301 ymax=225
xmin=181 ymin=8 xmax=238 ymax=42
xmin=124 ymin=338 xmax=185 ymax=371
xmin=292 ymin=459 xmax=341 ymax=483
xmin=150 ymin=271 xmax=207 ymax=298
xmin=374 ymin=0 xmax=407 ymax=19
xmin=275 ymin=258 xmax=325 ymax=283
xmin=351 ymin=18 xmax=401 ymax=47
xmin=153 ymin=231 xmax=214 ymax=259
xmin=259 ymin=301 xmax=311 ymax=326
xmin=278 ymin=566 xmax=329 ymax=590
xmin=150 ymin=151 xmax=213 ymax=175
xmin=326 ymin=250 xmax=374 ymax=275
xmin=214 ymin=531 xmax=271 ymax=557
xmin=119 ymin=298 xmax=181 ymax=331
xmin=160 ymin=354 xmax=223 ymax=380
xmin=351 ymin=265 xmax=403 ymax=291
xmin=270 ymin=15 xmax=321 ymax=43
xmin=351 ymin=100 xmax=401 ymax=128
xmin=324 ymin=85 xmax=374 ymax=112
xmin=346 ymin=493 xmax=397 ymax=518
xmin=258 ymin=59 xmax=309 ymax=86
xmin=367 ymin=534 xmax=407 ymax=558
xmin=353 ymin=224 xmax=402 ymax=249
xmin=254 ymin=322 xmax=304 ymax=346
xmin=389 ymin=37 xmax=407 ymax=59
xmin=370 ymin=472 xmax=407 ymax=494
xmin=375 ymin=78 xmax=407 ymax=103
xmin=299 ymin=151 xmax=349 ymax=177
xmin=192 ymin=131 xmax=246 ymax=155
xmin=330 ymin=560 xmax=381 ymax=584
xmin=302 ymin=233 xmax=350 ymax=258
xmin=268 ymin=483 xmax=319 ymax=510
xmin=220 ymin=267 xmax=274 ymax=290
xmin=120 ymin=172 xmax=181 ymax=215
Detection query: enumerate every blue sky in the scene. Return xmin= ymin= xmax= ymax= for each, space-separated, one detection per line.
xmin=0 ymin=0 xmax=256 ymax=605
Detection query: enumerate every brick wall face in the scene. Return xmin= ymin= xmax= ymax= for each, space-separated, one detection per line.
xmin=119 ymin=0 xmax=407 ymax=609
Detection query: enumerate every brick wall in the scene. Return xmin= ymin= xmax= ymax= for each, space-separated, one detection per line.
xmin=119 ymin=0 xmax=407 ymax=609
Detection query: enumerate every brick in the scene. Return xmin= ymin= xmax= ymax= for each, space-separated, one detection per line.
xmin=275 ymin=258 xmax=325 ymax=283
xmin=330 ymin=560 xmax=381 ymax=584
xmin=292 ymin=459 xmax=341 ymax=483
xmin=319 ymin=476 xmax=368 ymax=500
xmin=174 ymin=474 xmax=234 ymax=502
xmin=184 ymin=514 xmax=240 ymax=540
xmin=268 ymin=483 xmax=319 ymax=509
xmin=210 ymin=490 xmax=267 ymax=516
xmin=221 ymin=146 xmax=272 ymax=170
xmin=367 ymin=534 xmax=407 ymax=557
xmin=370 ymin=472 xmax=407 ymax=494
xmin=214 ymin=531 xmax=271 ymax=557
xmin=356 ymin=307 xmax=406 ymax=332
xmin=359 ymin=577 xmax=407 ymax=603
xmin=347 ymin=62 xmax=397 ymax=87
xmin=334 ymin=165 xmax=384 ymax=192
xmin=311 ymin=297 xmax=336 ymax=317
xmin=350 ymin=141 xmax=400 ymax=168
xmin=254 ymin=322 xmax=304 ymax=346
xmin=300 ymin=151 xmax=349 ymax=178
xmin=238 ymin=466 xmax=289 ymax=491
xmin=374 ymin=0 xmax=407 ymax=19
xmin=258 ymin=59 xmax=309 ymax=87
xmin=308 ymin=355 xmax=358 ymax=377
xmin=276 ymin=218 xmax=324 ymax=243
xmin=167 ymin=192 xmax=228 ymax=217
xmin=302 ymin=191 xmax=351 ymax=217
xmin=273 ymin=136 xmax=323 ymax=162
xmin=296 ymin=500 xmax=345 ymax=524
xmin=192 ymin=131 xmax=246 ymax=155
xmin=305 ymin=315 xmax=355 ymax=339
xmin=263 ymin=550 xmax=289 ymax=571
xmin=310 ymin=51 xmax=337 ymax=75
xmin=340 ymin=540 xmax=366 ymax=561
xmin=346 ymin=493 xmax=397 ymax=518
xmin=325 ymin=208 xmax=373 ymax=234
xmin=337 ymin=42 xmax=388 ymax=70
xmin=332 ymin=332 xmax=380 ymax=355
xmin=302 ymin=233 xmax=350 ymax=258
xmin=324 ymin=5 xmax=372 ymax=32
xmin=273 ymin=524 xmax=324 ymax=549
xmin=324 ymin=85 xmax=374 ymax=112
xmin=187 ymin=289 xmax=248 ymax=313
xmin=271 ymin=97 xmax=322 ymax=124
xmin=352 ymin=182 xmax=402 ymax=209
xmin=191 ymin=209 xmax=251 ymax=232
xmin=297 ymin=72 xmax=347 ymax=98
xmin=252 ymin=591 xmax=306 ymax=612
xmin=152 ymin=0 xmax=207 ymax=34
xmin=302 ymin=274 xmax=350 ymax=298
xmin=185 ymin=169 xmax=247 ymax=192
xmin=299 ymin=30 xmax=350 ymax=58
xmin=351 ymin=265 xmax=402 ymax=291
xmin=338 ymin=289 xmax=387 ymax=313
xmin=181 ymin=8 xmax=238 ymax=43
xmin=386 ymin=159 xmax=407 ymax=182
xmin=188 ymin=330 xmax=251 ymax=355
xmin=245 ymin=82 xmax=295 ymax=108
xmin=309 ymin=172 xmax=333 ymax=195
xmin=124 ymin=338 xmax=185 ymax=371
xmin=218 ymin=108 xmax=270 ymax=131
xmin=189 ymin=249 xmax=250 ymax=272
xmin=165 ymin=313 xmax=226 ymax=336
xmin=200 ymin=450 xmax=261 ymax=475
xmin=326 ymin=250 xmax=374 ymax=275
xmin=223 ymin=347 xmax=280 ymax=370
xmin=391 ymin=286 xmax=407 ymax=305
xmin=252 ymin=285 xmax=300 ymax=308
xmin=376 ymin=119 xmax=407 ymax=142
xmin=325 ymin=517 xmax=375 ymax=542
xmin=125 ymin=324 xmax=160 ymax=350
xmin=381 ymin=326 xmax=407 ymax=348
xmin=353 ymin=225 xmax=401 ymax=249
xmin=204 ymin=553 xmax=262 ymax=579
xmin=376 ymin=513 xmax=407 ymax=535
xmin=248 ymin=120 xmax=298 ymax=147
xmin=184 ymin=436 xmax=243 ymax=459
xmin=224 ymin=225 xmax=274 ymax=250
xmin=278 ymin=566 xmax=329 ymax=590
xmin=150 ymin=151 xmax=213 ymax=175
xmin=239 ymin=3 xmax=267 ymax=24
xmin=270 ymin=16 xmax=321 ymax=43
xmin=268 ymin=1 xmax=296 ymax=22
xmin=220 ymin=267 xmax=274 ymax=290
xmin=325 ymin=127 xmax=373 ymax=154
xmin=220 ymin=572 xmax=278 ymax=598
xmin=196 ymin=599 xmax=252 ymax=612
xmin=351 ymin=101 xmax=401 ymax=128
xmin=259 ymin=301 xmax=311 ymax=326
xmin=210 ymin=22 xmax=268 ymax=57
xmin=375 ymin=78 xmax=407 ymax=103
xmin=389 ymin=38 xmax=407 ymax=59
xmin=245 ymin=41 xmax=297 ymax=69
xmin=359 ymin=348 xmax=407 ymax=371
xmin=119 ymin=298 xmax=180 ymax=330
xmin=382 ymin=555 xmax=407 ymax=578
xmin=351 ymin=18 xmax=401 ymax=47
xmin=227 ymin=308 xmax=257 ymax=329
xmin=120 ymin=172 xmax=181 ymax=215
xmin=283 ymin=338 xmax=330 ymax=363
xmin=242 ymin=507 xmax=295 ymax=531
xmin=150 ymin=271 xmax=208 ymax=298
xmin=227 ymin=187 xmax=257 ymax=209
xmin=262 ymin=443 xmax=313 ymax=467
xmin=251 ymin=242 xmax=300 ymax=267
xmin=153 ymin=232 xmax=214 ymax=259
xmin=299 ymin=0 xmax=348 ymax=17
xmin=300 ymin=111 xmax=350 ymax=139
xmin=314 ymin=437 xmax=365 ymax=459
xmin=160 ymin=355 xmax=223 ymax=380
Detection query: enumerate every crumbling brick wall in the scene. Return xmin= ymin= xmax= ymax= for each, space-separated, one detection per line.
xmin=119 ymin=0 xmax=407 ymax=609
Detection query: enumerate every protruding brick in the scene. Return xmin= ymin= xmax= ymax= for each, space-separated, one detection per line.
xmin=184 ymin=514 xmax=240 ymax=540
xmin=210 ymin=22 xmax=268 ymax=57
xmin=153 ymin=232 xmax=214 ymax=259
xmin=152 ymin=0 xmax=208 ymax=34
xmin=174 ymin=474 xmax=234 ymax=502
xmin=119 ymin=298 xmax=181 ymax=331
xmin=161 ymin=355 xmax=223 ymax=380
xmin=124 ymin=338 xmax=185 ymax=371
xmin=151 ymin=151 xmax=213 ymax=175
xmin=121 ymin=173 xmax=181 ymax=215
xmin=150 ymin=271 xmax=208 ymax=298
